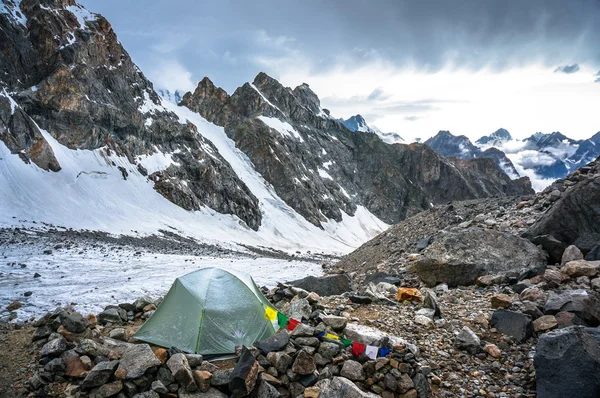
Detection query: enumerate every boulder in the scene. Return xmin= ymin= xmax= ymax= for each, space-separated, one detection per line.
xmin=561 ymin=245 xmax=584 ymax=266
xmin=114 ymin=344 xmax=160 ymax=379
xmin=89 ymin=380 xmax=123 ymax=398
xmin=421 ymin=288 xmax=442 ymax=319
xmin=562 ymin=260 xmax=600 ymax=278
xmin=526 ymin=173 xmax=600 ymax=252
xmin=287 ymin=274 xmax=353 ymax=296
xmin=41 ymin=338 xmax=66 ymax=357
xmin=455 ymin=326 xmax=480 ymax=354
xmin=59 ymin=310 xmax=89 ymax=333
xmin=530 ymin=234 xmax=565 ymax=265
xmin=490 ymin=294 xmax=512 ymax=309
xmin=322 ymin=315 xmax=347 ymax=331
xmin=543 ymin=290 xmax=600 ymax=326
xmin=534 ymin=326 xmax=600 ymax=397
xmin=415 ymin=230 xmax=547 ymax=286
xmin=316 ymin=376 xmax=379 ymax=398
xmin=586 ymin=244 xmax=600 ymax=261
xmin=267 ymin=351 xmax=292 ymax=374
xmin=255 ymin=331 xmax=290 ymax=355
xmin=167 ymin=353 xmax=197 ymax=392
xmin=490 ymin=310 xmax=533 ymax=343
xmin=229 ymin=347 xmax=259 ymax=396
xmin=532 ymin=315 xmax=558 ymax=333
xmin=340 ymin=360 xmax=365 ymax=381
xmin=289 ymin=298 xmax=312 ymax=321
xmin=97 ymin=308 xmax=124 ymax=325
xmin=291 ymin=350 xmax=316 ymax=375
xmin=178 ymin=388 xmax=227 ymax=398
xmin=82 ymin=360 xmax=119 ymax=389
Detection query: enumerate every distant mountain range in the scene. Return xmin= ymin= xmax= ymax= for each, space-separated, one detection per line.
xmin=424 ymin=129 xmax=600 ymax=188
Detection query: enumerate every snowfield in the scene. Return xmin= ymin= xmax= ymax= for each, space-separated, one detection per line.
xmin=0 ymin=240 xmax=323 ymax=322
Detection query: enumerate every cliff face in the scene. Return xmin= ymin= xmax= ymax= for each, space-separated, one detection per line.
xmin=0 ymin=0 xmax=261 ymax=229
xmin=182 ymin=73 xmax=534 ymax=227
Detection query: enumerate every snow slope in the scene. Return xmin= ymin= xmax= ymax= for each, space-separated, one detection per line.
xmin=0 ymin=95 xmax=388 ymax=255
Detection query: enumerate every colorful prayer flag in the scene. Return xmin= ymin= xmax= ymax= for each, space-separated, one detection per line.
xmin=378 ymin=347 xmax=392 ymax=357
xmin=351 ymin=342 xmax=365 ymax=356
xmin=365 ymin=345 xmax=378 ymax=359
xmin=340 ymin=338 xmax=352 ymax=347
xmin=316 ymin=332 xmax=325 ymax=338
xmin=277 ymin=312 xmax=289 ymax=329
xmin=325 ymin=333 xmax=339 ymax=340
xmin=264 ymin=306 xmax=278 ymax=322
xmin=287 ymin=318 xmax=300 ymax=331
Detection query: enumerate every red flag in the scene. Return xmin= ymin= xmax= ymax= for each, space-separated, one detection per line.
xmin=351 ymin=342 xmax=365 ymax=356
xmin=287 ymin=318 xmax=300 ymax=331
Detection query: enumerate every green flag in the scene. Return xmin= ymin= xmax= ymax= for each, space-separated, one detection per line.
xmin=340 ymin=338 xmax=352 ymax=347
xmin=277 ymin=312 xmax=290 ymax=329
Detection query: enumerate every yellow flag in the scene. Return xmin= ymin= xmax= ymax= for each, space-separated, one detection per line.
xmin=325 ymin=333 xmax=339 ymax=340
xmin=264 ymin=306 xmax=278 ymax=322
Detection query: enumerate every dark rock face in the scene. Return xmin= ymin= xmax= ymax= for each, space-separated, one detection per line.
xmin=534 ymin=326 xmax=600 ymax=398
xmin=181 ymin=73 xmax=534 ymax=229
xmin=543 ymin=290 xmax=600 ymax=327
xmin=287 ymin=274 xmax=353 ymax=296
xmin=526 ymin=157 xmax=600 ymax=252
xmin=414 ymin=229 xmax=547 ymax=286
xmin=0 ymin=0 xmax=261 ymax=230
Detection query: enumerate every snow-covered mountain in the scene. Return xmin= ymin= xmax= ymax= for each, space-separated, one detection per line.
xmin=0 ymin=0 xmax=533 ymax=254
xmin=340 ymin=114 xmax=404 ymax=144
xmin=425 ymin=129 xmax=600 ymax=190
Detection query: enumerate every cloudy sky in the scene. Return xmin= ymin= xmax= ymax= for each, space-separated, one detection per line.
xmin=80 ymin=0 xmax=600 ymax=142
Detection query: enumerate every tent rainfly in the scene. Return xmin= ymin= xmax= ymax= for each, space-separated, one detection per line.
xmin=133 ymin=267 xmax=276 ymax=355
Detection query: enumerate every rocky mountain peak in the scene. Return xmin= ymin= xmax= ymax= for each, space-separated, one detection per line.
xmin=180 ymin=76 xmax=230 ymax=124
xmin=476 ymin=128 xmax=513 ymax=146
xmin=292 ymin=82 xmax=322 ymax=115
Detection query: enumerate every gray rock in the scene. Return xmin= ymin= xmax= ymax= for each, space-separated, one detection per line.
xmin=292 ymin=350 xmax=316 ymax=375
xmin=290 ymin=322 xmax=314 ymax=337
xmin=256 ymin=379 xmax=282 ymax=398
xmin=526 ymin=171 xmax=600 ymax=253
xmin=132 ymin=392 xmax=159 ymax=398
xmin=44 ymin=358 xmax=65 ymax=374
xmin=455 ymin=326 xmax=480 ymax=354
xmin=287 ymin=274 xmax=353 ymax=297
xmin=415 ymin=230 xmax=547 ymax=286
xmin=76 ymin=339 xmax=110 ymax=358
xmin=151 ymin=380 xmax=168 ymax=394
xmin=322 ymin=315 xmax=348 ymax=330
xmin=340 ymin=360 xmax=365 ymax=381
xmin=422 ymin=288 xmax=442 ymax=319
xmin=289 ymin=298 xmax=312 ymax=321
xmin=32 ymin=325 xmax=54 ymax=342
xmin=90 ymin=380 xmax=123 ymax=398
xmin=41 ymin=338 xmax=66 ymax=357
xmin=109 ymin=328 xmax=128 ymax=341
xmin=98 ymin=308 xmax=124 ymax=325
xmin=534 ymin=326 xmax=600 ymax=398
xmin=317 ymin=342 xmax=341 ymax=360
xmin=255 ymin=331 xmax=290 ymax=354
xmin=316 ymin=376 xmax=379 ymax=398
xmin=59 ymin=310 xmax=89 ymax=333
xmin=179 ymin=387 xmax=228 ymax=397
xmin=229 ymin=347 xmax=259 ymax=396
xmin=561 ymin=245 xmax=584 ymax=266
xmin=82 ymin=360 xmax=119 ymax=389
xmin=185 ymin=354 xmax=204 ymax=368
xmin=544 ymin=289 xmax=600 ymax=326
xmin=490 ymin=310 xmax=533 ymax=343
xmin=210 ymin=369 xmax=233 ymax=387
xmin=167 ymin=353 xmax=197 ymax=392
xmin=413 ymin=372 xmax=431 ymax=398
xmin=267 ymin=351 xmax=293 ymax=374
xmin=114 ymin=344 xmax=160 ymax=379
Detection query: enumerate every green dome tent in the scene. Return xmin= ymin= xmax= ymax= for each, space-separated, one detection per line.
xmin=133 ymin=267 xmax=276 ymax=355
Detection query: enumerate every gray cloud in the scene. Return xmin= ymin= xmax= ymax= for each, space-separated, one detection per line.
xmin=79 ymin=0 xmax=600 ymax=92
xmin=404 ymin=116 xmax=422 ymax=122
xmin=595 ymin=71 xmax=600 ymax=83
xmin=554 ymin=64 xmax=580 ymax=74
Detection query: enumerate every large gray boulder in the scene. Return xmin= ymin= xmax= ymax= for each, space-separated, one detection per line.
xmin=534 ymin=326 xmax=600 ymax=398
xmin=414 ymin=229 xmax=547 ymax=286
xmin=316 ymin=376 xmax=379 ymax=398
xmin=287 ymin=274 xmax=353 ymax=296
xmin=526 ymin=162 xmax=600 ymax=252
